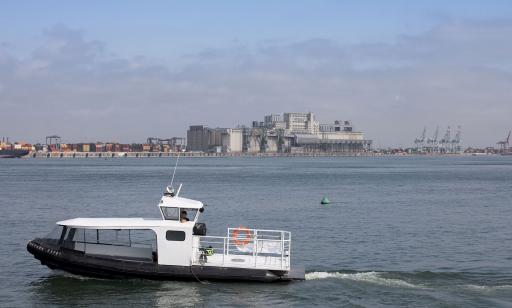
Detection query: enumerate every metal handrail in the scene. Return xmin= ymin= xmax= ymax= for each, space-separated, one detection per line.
xmin=192 ymin=228 xmax=291 ymax=270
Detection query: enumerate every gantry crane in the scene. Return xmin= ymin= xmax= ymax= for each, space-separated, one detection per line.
xmin=497 ymin=131 xmax=511 ymax=153
xmin=45 ymin=135 xmax=61 ymax=151
xmin=427 ymin=126 xmax=439 ymax=153
xmin=440 ymin=126 xmax=451 ymax=153
xmin=414 ymin=127 xmax=427 ymax=152
xmin=451 ymin=126 xmax=461 ymax=153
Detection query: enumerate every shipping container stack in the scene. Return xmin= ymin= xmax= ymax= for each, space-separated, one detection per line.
xmin=95 ymin=143 xmax=104 ymax=152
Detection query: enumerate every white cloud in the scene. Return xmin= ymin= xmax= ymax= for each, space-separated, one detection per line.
xmin=0 ymin=20 xmax=511 ymax=147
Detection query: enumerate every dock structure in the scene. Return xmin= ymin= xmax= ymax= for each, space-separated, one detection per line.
xmin=28 ymin=151 xmax=374 ymax=158
xmin=31 ymin=151 xmax=186 ymax=159
xmin=13 ymin=111 xmax=374 ymax=157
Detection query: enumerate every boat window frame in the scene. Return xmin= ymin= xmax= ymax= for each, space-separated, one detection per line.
xmin=58 ymin=226 xmax=70 ymax=246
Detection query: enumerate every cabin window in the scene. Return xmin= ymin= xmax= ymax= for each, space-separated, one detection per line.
xmin=46 ymin=226 xmax=64 ymax=240
xmin=181 ymin=208 xmax=198 ymax=222
xmin=60 ymin=228 xmax=158 ymax=262
xmin=161 ymin=207 xmax=179 ymax=220
xmin=166 ymin=230 xmax=186 ymax=241
xmin=42 ymin=226 xmax=65 ymax=246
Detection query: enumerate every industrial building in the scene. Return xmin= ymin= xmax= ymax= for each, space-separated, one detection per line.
xmin=186 ymin=126 xmax=211 ymax=152
xmin=187 ymin=112 xmax=372 ymax=154
xmin=187 ymin=126 xmax=243 ymax=153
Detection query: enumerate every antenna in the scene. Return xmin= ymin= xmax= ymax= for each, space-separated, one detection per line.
xmin=170 ymin=150 xmax=183 ymax=189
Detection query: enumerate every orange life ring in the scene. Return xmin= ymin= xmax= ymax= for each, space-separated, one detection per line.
xmin=232 ymin=226 xmax=252 ymax=247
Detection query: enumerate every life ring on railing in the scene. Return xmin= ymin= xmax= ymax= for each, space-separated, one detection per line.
xmin=232 ymin=226 xmax=252 ymax=247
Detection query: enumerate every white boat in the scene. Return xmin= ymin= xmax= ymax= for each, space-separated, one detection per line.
xmin=27 ymin=185 xmax=304 ymax=282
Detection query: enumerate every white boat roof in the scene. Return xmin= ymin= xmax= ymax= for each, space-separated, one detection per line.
xmin=159 ymin=195 xmax=203 ymax=209
xmin=57 ymin=217 xmax=193 ymax=228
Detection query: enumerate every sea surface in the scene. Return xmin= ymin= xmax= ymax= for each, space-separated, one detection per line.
xmin=1 ymin=156 xmax=512 ymax=307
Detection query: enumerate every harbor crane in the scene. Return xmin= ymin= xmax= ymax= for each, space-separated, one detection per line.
xmin=427 ymin=126 xmax=439 ymax=153
xmin=160 ymin=138 xmax=186 ymax=151
xmin=147 ymin=137 xmax=160 ymax=145
xmin=414 ymin=127 xmax=427 ymax=152
xmin=451 ymin=126 xmax=462 ymax=153
xmin=147 ymin=137 xmax=185 ymax=146
xmin=147 ymin=137 xmax=186 ymax=151
xmin=159 ymin=138 xmax=186 ymax=146
xmin=497 ymin=130 xmax=511 ymax=153
xmin=45 ymin=135 xmax=61 ymax=151
xmin=440 ymin=126 xmax=451 ymax=153
xmin=415 ymin=125 xmax=462 ymax=154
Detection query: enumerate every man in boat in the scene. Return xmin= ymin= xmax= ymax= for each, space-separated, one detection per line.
xmin=180 ymin=210 xmax=189 ymax=222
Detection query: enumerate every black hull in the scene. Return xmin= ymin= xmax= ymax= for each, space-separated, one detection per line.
xmin=27 ymin=239 xmax=304 ymax=282
xmin=0 ymin=149 xmax=29 ymax=158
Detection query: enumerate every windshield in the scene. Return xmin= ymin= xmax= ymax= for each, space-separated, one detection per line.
xmin=180 ymin=208 xmax=198 ymax=222
xmin=45 ymin=226 xmax=64 ymax=239
xmin=162 ymin=207 xmax=199 ymax=221
xmin=161 ymin=207 xmax=179 ymax=220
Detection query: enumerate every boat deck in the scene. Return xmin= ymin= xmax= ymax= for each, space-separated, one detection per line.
xmin=193 ymin=252 xmax=289 ymax=270
xmin=192 ymin=228 xmax=291 ymax=271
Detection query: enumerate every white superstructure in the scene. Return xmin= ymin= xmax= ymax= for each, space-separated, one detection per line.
xmin=56 ymin=187 xmax=292 ymax=271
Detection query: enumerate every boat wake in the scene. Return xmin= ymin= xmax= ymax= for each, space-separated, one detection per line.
xmin=305 ymin=270 xmax=512 ymax=294
xmin=305 ymin=271 xmax=421 ymax=288
xmin=464 ymin=284 xmax=512 ymax=292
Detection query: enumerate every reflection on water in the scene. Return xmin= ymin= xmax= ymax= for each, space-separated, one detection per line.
xmin=154 ymin=281 xmax=202 ymax=307
xmin=30 ymin=273 xmax=151 ymax=306
xmin=30 ymin=273 xmax=203 ymax=307
xmin=29 ymin=272 xmax=302 ymax=307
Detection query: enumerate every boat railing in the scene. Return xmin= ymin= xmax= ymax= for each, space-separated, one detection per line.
xmin=192 ymin=228 xmax=291 ymax=270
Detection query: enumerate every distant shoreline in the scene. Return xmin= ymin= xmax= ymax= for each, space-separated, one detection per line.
xmin=19 ymin=151 xmax=492 ymax=159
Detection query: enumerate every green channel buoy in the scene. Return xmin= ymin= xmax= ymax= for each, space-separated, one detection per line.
xmin=320 ymin=196 xmax=330 ymax=205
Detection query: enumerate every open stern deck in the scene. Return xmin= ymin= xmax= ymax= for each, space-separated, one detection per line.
xmin=192 ymin=228 xmax=291 ymax=271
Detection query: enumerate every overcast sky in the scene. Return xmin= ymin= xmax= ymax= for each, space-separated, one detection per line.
xmin=1 ymin=1 xmax=511 ymax=147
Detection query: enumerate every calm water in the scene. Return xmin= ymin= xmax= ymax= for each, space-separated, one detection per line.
xmin=1 ymin=156 xmax=512 ymax=307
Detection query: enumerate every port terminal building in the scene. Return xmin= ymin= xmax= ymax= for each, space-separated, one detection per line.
xmin=187 ymin=112 xmax=372 ymax=154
